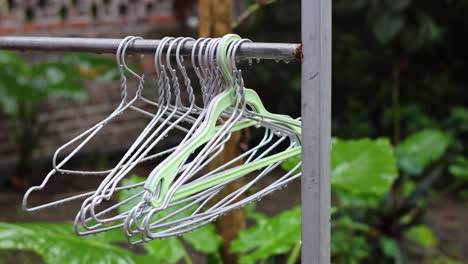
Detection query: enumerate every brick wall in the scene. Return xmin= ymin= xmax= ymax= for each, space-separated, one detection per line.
xmin=0 ymin=0 xmax=184 ymax=170
xmin=0 ymin=0 xmax=177 ymax=36
xmin=0 ymin=0 xmax=246 ymax=172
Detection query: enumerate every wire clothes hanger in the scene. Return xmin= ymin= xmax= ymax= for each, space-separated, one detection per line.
xmin=74 ymin=36 xmax=240 ymax=236
xmin=123 ymin=34 xmax=302 ymax=243
xmin=23 ymin=36 xmax=199 ymax=213
xmin=74 ymin=36 xmax=213 ymax=234
xmin=21 ymin=34 xmax=303 ymax=243
xmin=22 ymin=36 xmax=153 ymax=211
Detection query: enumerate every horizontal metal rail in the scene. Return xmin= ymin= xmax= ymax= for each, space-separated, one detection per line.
xmin=0 ymin=37 xmax=302 ymax=61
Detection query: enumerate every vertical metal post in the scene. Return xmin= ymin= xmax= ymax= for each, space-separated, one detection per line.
xmin=301 ymin=0 xmax=331 ymax=263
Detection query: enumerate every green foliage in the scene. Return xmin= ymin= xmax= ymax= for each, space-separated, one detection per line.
xmin=0 ymin=222 xmax=217 ymax=264
xmin=449 ymin=156 xmax=468 ymax=181
xmin=0 ymin=176 xmax=221 ymax=264
xmin=372 ymin=12 xmax=405 ymax=44
xmin=331 ymin=138 xmax=397 ymax=196
xmin=396 ymin=129 xmax=451 ymax=175
xmin=282 ymin=138 xmax=398 ymax=197
xmin=404 ymin=225 xmax=438 ymax=248
xmin=119 ymin=176 xmax=222 ymax=262
xmin=144 ymin=237 xmax=186 ymax=263
xmin=235 ymin=0 xmax=467 ymax=261
xmin=449 ymin=107 xmax=468 ymax=132
xmin=0 ymin=223 xmax=148 ymax=264
xmin=231 ymin=206 xmax=301 ymax=264
xmin=331 ymin=219 xmax=372 ymax=263
xmin=240 ymin=137 xmax=398 ymax=263
xmin=0 ymin=51 xmax=118 ymax=117
xmin=379 ymin=236 xmax=400 ymax=258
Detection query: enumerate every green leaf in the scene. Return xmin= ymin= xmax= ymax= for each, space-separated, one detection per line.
xmin=231 ymin=206 xmax=301 ymax=264
xmin=372 ymin=12 xmax=404 ymax=44
xmin=396 ymin=129 xmax=451 ymax=175
xmin=30 ymin=63 xmax=85 ymax=100
xmin=283 ymin=138 xmax=398 ymax=197
xmin=281 ymin=156 xmax=301 ymax=174
xmin=144 ymin=237 xmax=186 ymax=263
xmin=449 ymin=156 xmax=468 ymax=181
xmin=245 ymin=202 xmax=269 ymax=223
xmin=118 ymin=175 xmax=146 ymax=215
xmin=331 ymin=224 xmax=371 ymax=263
xmin=404 ymin=225 xmax=437 ymax=248
xmin=379 ymin=237 xmax=400 ymax=257
xmin=0 ymin=223 xmax=154 ymax=264
xmin=183 ymin=224 xmax=222 ymax=254
xmin=119 ymin=176 xmax=221 ymax=257
xmin=334 ymin=189 xmax=381 ymax=209
xmin=332 ymin=138 xmax=398 ymax=196
xmin=449 ymin=106 xmax=468 ymax=131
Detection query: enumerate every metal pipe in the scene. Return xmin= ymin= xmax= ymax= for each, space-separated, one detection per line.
xmin=0 ymin=36 xmax=301 ymax=60
xmin=301 ymin=0 xmax=331 ymax=263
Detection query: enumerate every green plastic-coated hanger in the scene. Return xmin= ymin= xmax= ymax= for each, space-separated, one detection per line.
xmin=146 ymin=34 xmax=301 ymax=207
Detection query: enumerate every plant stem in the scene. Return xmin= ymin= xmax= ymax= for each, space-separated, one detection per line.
xmin=286 ymin=241 xmax=301 ymax=264
xmin=232 ymin=0 xmax=277 ymax=28
xmin=182 ymin=248 xmax=193 ymax=264
xmin=392 ymin=62 xmax=401 ymax=144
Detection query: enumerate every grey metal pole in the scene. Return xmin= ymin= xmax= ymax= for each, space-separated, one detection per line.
xmin=301 ymin=0 xmax=331 ymax=263
xmin=0 ymin=36 xmax=301 ymax=61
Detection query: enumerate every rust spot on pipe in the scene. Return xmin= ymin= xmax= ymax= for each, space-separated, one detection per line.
xmin=295 ymin=43 xmax=303 ymax=62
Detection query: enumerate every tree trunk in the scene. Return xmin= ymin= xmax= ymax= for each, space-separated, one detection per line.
xmin=198 ymin=1 xmax=248 ymax=263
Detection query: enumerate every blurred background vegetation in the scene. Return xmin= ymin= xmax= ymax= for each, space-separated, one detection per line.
xmin=0 ymin=0 xmax=467 ymax=263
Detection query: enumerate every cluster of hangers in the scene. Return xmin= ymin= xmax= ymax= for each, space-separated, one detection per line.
xmin=23 ymin=34 xmax=302 ymax=244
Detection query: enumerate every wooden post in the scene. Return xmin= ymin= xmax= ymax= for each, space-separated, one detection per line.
xmin=198 ymin=0 xmax=247 ymax=263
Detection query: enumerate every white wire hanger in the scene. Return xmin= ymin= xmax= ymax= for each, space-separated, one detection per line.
xmin=22 ymin=34 xmax=302 ymax=243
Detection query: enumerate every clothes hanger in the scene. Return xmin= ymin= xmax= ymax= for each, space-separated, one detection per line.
xmin=22 ymin=36 xmax=157 ymax=212
xmin=123 ymin=34 xmax=302 ymax=242
xmin=73 ymin=37 xmax=228 ymax=235
xmin=74 ymin=37 xmax=204 ymax=233
xmin=122 ymin=37 xmax=237 ymax=239
xmin=143 ymin=34 xmax=301 ymax=208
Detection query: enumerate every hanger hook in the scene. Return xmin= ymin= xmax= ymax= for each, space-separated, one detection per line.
xmin=154 ymin=37 xmax=174 ymax=77
xmin=176 ymin=37 xmax=194 ymax=69
xmin=120 ymin=36 xmax=144 ymax=81
xmin=166 ymin=37 xmax=183 ymax=74
xmin=217 ymin=34 xmax=241 ymax=87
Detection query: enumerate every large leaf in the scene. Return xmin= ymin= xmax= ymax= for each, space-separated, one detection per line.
xmin=404 ymin=225 xmax=438 ymax=248
xmin=449 ymin=156 xmax=468 ymax=181
xmin=396 ymin=129 xmax=451 ymax=175
xmin=183 ymin=224 xmax=222 ymax=254
xmin=331 ymin=138 xmax=398 ymax=196
xmin=30 ymin=63 xmax=86 ymax=101
xmin=379 ymin=236 xmax=400 ymax=258
xmin=144 ymin=237 xmax=186 ymax=263
xmin=0 ymin=223 xmax=153 ymax=264
xmin=230 ymin=206 xmax=301 ymax=264
xmin=281 ymin=138 xmax=398 ymax=197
